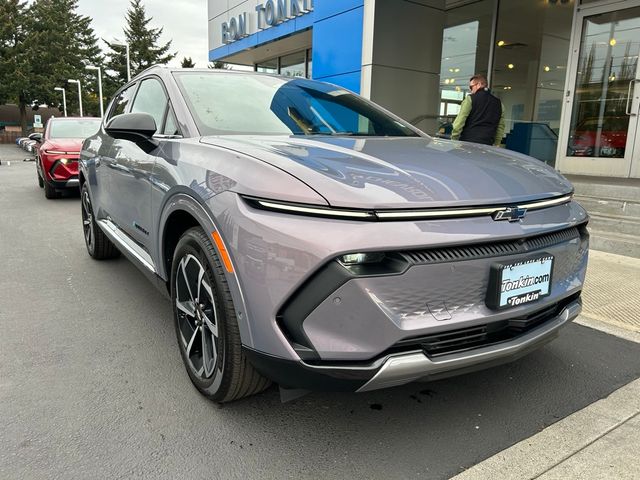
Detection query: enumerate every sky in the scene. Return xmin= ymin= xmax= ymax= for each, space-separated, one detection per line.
xmin=75 ymin=0 xmax=210 ymax=67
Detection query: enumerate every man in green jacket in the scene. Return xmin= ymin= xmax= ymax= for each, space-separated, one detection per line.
xmin=451 ymin=74 xmax=505 ymax=146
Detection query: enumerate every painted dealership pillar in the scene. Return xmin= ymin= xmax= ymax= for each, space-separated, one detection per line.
xmin=311 ymin=1 xmax=364 ymax=92
xmin=362 ymin=0 xmax=445 ymax=134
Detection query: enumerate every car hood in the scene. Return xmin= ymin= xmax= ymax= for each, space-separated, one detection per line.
xmin=200 ymin=135 xmax=573 ymax=209
xmin=43 ymin=138 xmax=84 ymax=151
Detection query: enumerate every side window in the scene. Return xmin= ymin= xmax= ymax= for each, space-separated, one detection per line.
xmin=109 ymin=84 xmax=136 ymax=120
xmin=163 ymin=106 xmax=180 ymax=136
xmin=130 ymin=78 xmax=168 ymax=131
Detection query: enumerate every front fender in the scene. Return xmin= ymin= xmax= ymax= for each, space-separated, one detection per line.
xmin=156 ymin=191 xmax=256 ymax=349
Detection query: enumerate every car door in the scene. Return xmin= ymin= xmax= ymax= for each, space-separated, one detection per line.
xmin=107 ymin=76 xmax=171 ymax=251
xmin=96 ymin=83 xmax=137 ymax=219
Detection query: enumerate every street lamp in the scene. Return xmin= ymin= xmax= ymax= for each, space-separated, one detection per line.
xmin=85 ymin=65 xmax=104 ymax=117
xmin=112 ymin=40 xmax=131 ymax=81
xmin=53 ymin=87 xmax=67 ymax=117
xmin=67 ymin=79 xmax=83 ymax=117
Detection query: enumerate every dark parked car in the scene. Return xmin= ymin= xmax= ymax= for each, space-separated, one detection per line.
xmin=36 ymin=117 xmax=101 ymax=198
xmin=80 ymin=67 xmax=589 ymax=402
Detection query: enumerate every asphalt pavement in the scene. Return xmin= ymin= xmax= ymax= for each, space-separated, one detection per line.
xmin=1 ymin=144 xmax=639 ymax=479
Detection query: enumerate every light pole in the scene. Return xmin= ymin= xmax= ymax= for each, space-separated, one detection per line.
xmin=67 ymin=79 xmax=83 ymax=117
xmin=112 ymin=40 xmax=131 ymax=81
xmin=85 ymin=65 xmax=104 ymax=117
xmin=54 ymin=87 xmax=67 ymax=117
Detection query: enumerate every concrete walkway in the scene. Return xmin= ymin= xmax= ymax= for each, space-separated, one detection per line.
xmin=453 ymin=250 xmax=640 ymax=480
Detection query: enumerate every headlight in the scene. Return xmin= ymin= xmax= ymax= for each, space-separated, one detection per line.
xmin=338 ymin=252 xmax=386 ymax=266
xmin=44 ymin=150 xmax=80 ymax=155
xmin=336 ymin=251 xmax=408 ymax=276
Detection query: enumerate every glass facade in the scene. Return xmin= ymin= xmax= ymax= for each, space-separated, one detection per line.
xmin=438 ymin=1 xmax=494 ymax=137
xmin=254 ymin=49 xmax=312 ymax=78
xmin=437 ymin=0 xmax=575 ymax=163
xmin=566 ymin=6 xmax=640 ymax=159
xmin=280 ymin=51 xmax=306 ymax=78
xmin=255 ymin=58 xmax=277 ymax=74
xmin=492 ymin=0 xmax=574 ymax=135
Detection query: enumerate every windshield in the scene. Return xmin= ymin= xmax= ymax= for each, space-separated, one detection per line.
xmin=49 ymin=119 xmax=101 ymax=139
xmin=173 ymin=72 xmax=419 ymax=137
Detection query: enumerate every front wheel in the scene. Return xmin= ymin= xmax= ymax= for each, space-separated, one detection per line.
xmin=171 ymin=227 xmax=270 ymax=402
xmin=43 ymin=179 xmax=59 ymax=199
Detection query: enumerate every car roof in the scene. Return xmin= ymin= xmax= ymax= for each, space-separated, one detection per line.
xmin=49 ymin=116 xmax=101 ymax=121
xmin=136 ymin=64 xmax=293 ymax=80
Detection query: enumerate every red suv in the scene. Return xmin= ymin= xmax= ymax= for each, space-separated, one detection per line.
xmin=36 ymin=117 xmax=102 ymax=198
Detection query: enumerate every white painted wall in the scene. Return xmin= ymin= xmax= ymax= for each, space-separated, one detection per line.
xmin=364 ymin=0 xmax=446 ymax=132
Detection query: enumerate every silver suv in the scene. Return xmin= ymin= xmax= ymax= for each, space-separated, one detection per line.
xmin=80 ymin=67 xmax=588 ymax=402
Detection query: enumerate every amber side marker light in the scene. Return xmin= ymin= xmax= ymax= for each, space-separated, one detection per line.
xmin=212 ymin=231 xmax=234 ymax=273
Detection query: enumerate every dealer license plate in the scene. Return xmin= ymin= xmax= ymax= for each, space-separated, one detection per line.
xmin=486 ymin=254 xmax=554 ymax=310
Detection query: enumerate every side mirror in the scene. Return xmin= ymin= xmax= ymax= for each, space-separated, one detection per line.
xmin=29 ymin=133 xmax=43 ymax=142
xmin=105 ymin=113 xmax=158 ymax=150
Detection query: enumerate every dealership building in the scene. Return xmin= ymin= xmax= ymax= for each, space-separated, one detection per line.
xmin=208 ymin=0 xmax=640 ymax=180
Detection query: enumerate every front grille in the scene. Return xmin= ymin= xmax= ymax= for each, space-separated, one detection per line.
xmin=402 ymin=226 xmax=582 ymax=266
xmin=391 ymin=292 xmax=581 ymax=358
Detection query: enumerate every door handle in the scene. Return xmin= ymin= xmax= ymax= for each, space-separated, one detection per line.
xmin=627 ymin=79 xmax=639 ymax=116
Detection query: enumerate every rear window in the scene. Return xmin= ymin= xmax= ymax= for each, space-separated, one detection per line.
xmin=49 ymin=119 xmax=101 ymax=139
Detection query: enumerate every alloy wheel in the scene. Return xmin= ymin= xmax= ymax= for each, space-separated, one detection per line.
xmin=175 ymin=254 xmax=221 ymax=379
xmin=81 ymin=190 xmax=94 ymax=250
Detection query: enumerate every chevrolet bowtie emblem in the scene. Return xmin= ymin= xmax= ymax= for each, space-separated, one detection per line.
xmin=492 ymin=207 xmax=527 ymax=222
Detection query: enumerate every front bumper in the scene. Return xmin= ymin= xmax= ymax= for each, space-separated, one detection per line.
xmin=47 ymin=177 xmax=79 ymax=189
xmin=245 ymin=296 xmax=581 ymax=392
xmin=211 ymin=193 xmax=589 ymax=367
xmin=42 ymin=155 xmax=79 ymax=187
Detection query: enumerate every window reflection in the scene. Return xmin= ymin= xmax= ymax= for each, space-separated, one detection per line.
xmin=492 ymin=0 xmax=574 ymax=137
xmin=280 ymin=51 xmax=306 ymax=78
xmin=566 ymin=7 xmax=640 ymax=158
xmin=254 ymin=49 xmax=312 ymax=78
xmin=256 ymin=58 xmax=277 ymax=74
xmin=438 ymin=1 xmax=493 ymax=139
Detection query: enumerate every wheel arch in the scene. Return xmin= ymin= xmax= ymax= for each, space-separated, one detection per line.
xmin=157 ymin=193 xmax=255 ymax=348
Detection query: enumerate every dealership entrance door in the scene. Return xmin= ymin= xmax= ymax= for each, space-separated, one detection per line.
xmin=558 ymin=2 xmax=640 ymax=178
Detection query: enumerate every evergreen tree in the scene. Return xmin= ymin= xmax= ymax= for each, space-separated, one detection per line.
xmin=181 ymin=56 xmax=195 ymax=68
xmin=0 ymin=0 xmax=103 ymax=132
xmin=207 ymin=61 xmax=228 ymax=70
xmin=104 ymin=0 xmax=177 ymax=86
xmin=0 ymin=0 xmax=31 ymax=131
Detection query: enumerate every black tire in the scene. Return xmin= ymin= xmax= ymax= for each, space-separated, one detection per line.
xmin=43 ymin=179 xmax=60 ymax=199
xmin=37 ymin=171 xmax=44 ymax=188
xmin=81 ymin=183 xmax=120 ymax=260
xmin=171 ymin=227 xmax=271 ymax=403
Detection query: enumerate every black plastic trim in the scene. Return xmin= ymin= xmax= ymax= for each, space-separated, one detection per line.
xmin=277 ymin=261 xmax=352 ymax=358
xmin=243 ymin=347 xmax=374 ymax=392
xmin=387 ymin=292 xmax=582 ymax=359
xmin=401 ymin=226 xmax=583 ymax=266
